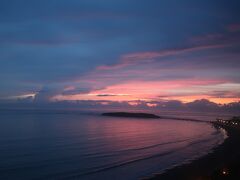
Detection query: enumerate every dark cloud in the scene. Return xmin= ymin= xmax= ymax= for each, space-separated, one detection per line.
xmin=62 ymin=87 xmax=92 ymax=95
xmin=206 ymin=90 xmax=240 ymax=98
xmin=96 ymin=94 xmax=118 ymax=97
xmin=1 ymin=98 xmax=240 ymax=114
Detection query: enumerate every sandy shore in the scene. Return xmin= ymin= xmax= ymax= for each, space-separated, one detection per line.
xmin=148 ymin=123 xmax=240 ymax=180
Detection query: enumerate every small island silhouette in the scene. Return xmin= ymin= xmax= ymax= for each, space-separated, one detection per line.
xmin=102 ymin=112 xmax=160 ymax=119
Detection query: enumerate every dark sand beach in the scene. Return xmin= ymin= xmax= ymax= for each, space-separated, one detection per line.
xmin=149 ymin=123 xmax=240 ymax=180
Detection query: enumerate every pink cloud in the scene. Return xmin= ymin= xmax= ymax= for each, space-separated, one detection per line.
xmin=47 ymin=32 xmax=240 ymax=104
xmin=97 ymin=44 xmax=228 ymax=70
xmin=227 ymin=23 xmax=240 ymax=32
xmin=53 ymin=80 xmax=240 ymax=104
xmin=55 ymin=78 xmax=228 ymax=102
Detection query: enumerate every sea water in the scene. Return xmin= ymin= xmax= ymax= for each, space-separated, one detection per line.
xmin=0 ymin=110 xmax=226 ymax=180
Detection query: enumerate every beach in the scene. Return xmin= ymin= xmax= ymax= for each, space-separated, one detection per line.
xmin=149 ymin=123 xmax=240 ymax=180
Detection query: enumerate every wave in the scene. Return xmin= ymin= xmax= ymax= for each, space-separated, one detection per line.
xmin=38 ymin=132 xmax=223 ymax=180
xmin=82 ymin=138 xmax=192 ymax=158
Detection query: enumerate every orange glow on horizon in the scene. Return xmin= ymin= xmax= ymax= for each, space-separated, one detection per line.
xmin=51 ymin=80 xmax=240 ymax=105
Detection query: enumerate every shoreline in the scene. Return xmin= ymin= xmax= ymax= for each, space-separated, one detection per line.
xmin=147 ymin=123 xmax=240 ymax=180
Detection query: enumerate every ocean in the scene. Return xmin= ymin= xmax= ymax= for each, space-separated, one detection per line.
xmin=0 ymin=110 xmax=227 ymax=180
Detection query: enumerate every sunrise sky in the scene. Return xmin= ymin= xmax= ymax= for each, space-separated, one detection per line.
xmin=1 ymin=0 xmax=240 ymax=105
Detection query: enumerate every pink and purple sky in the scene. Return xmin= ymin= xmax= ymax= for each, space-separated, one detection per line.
xmin=0 ymin=0 xmax=240 ymax=107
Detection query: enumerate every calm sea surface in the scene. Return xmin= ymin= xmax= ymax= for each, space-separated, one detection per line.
xmin=0 ymin=110 xmax=226 ymax=180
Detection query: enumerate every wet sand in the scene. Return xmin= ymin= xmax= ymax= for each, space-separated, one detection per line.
xmin=149 ymin=123 xmax=240 ymax=180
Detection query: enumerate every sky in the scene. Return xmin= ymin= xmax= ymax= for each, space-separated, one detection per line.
xmin=1 ymin=0 xmax=240 ymax=107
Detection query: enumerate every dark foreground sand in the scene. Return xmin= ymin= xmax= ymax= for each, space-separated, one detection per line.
xmin=148 ymin=124 xmax=240 ymax=180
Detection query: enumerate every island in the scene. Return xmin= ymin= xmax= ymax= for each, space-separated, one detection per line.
xmin=102 ymin=112 xmax=160 ymax=119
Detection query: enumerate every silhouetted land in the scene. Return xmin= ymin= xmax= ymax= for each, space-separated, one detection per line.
xmin=102 ymin=112 xmax=160 ymax=119
xmin=148 ymin=122 xmax=240 ymax=180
